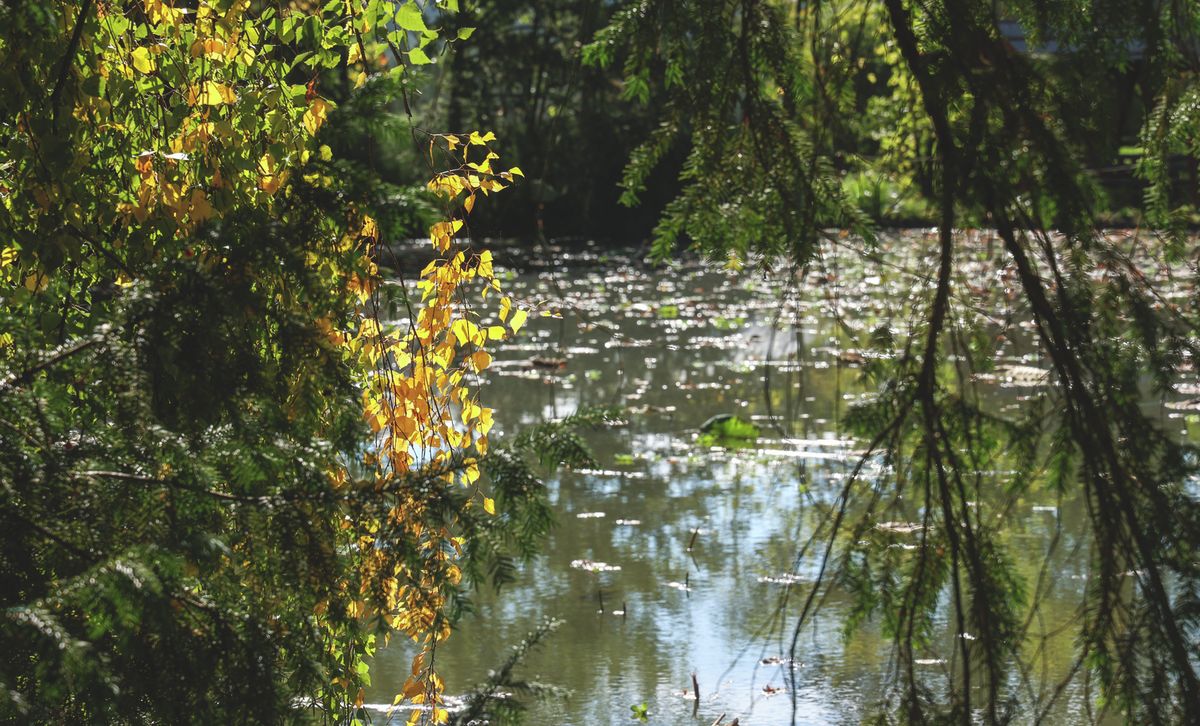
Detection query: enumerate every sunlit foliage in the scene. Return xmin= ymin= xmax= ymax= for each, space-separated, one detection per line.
xmin=0 ymin=0 xmax=559 ymax=723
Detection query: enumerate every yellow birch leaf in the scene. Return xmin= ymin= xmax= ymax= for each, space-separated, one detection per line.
xmin=187 ymin=81 xmax=237 ymax=106
xmin=189 ymin=188 xmax=215 ymax=222
xmin=470 ymin=349 xmax=492 ymax=371
xmin=24 ymin=271 xmax=48 ymax=292
xmin=131 ymin=46 xmax=156 ymax=74
xmin=483 ymin=497 xmax=495 ymax=515
xmin=303 ymin=97 xmax=332 ymax=136
xmin=461 ymin=402 xmax=480 ymax=423
xmin=450 ymin=319 xmax=477 ymax=346
xmin=189 ymin=38 xmax=227 ymax=58
xmin=257 ymin=153 xmax=285 ymax=195
xmin=144 ymin=0 xmax=183 ymax=26
xmin=462 ymin=461 xmax=480 ymax=484
xmin=161 ymin=182 xmax=187 ymax=222
xmin=359 ymin=215 xmax=379 ymax=241
xmin=401 ymin=677 xmax=424 ymax=698
xmin=509 ymin=308 xmax=528 ymax=333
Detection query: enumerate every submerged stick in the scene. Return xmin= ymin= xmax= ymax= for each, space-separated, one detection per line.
xmin=692 ymin=672 xmax=701 ymax=716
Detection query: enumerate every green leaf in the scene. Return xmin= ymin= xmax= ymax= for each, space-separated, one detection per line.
xmin=396 ymin=2 xmax=428 ymax=32
xmin=456 ymin=27 xmax=475 ymax=41
xmin=407 ymin=47 xmax=433 ymax=65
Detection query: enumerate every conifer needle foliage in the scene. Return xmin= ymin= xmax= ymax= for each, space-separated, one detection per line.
xmin=592 ymin=0 xmax=1200 ymax=722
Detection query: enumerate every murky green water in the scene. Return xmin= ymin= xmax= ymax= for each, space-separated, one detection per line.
xmin=367 ymin=235 xmax=1200 ymax=725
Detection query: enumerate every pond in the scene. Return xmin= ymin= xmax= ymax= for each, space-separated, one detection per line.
xmin=367 ymin=233 xmax=1200 ymax=725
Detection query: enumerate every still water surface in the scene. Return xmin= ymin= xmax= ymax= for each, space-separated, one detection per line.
xmin=367 ymin=235 xmax=1199 ymax=725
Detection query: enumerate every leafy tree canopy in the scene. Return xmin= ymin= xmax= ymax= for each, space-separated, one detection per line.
xmin=0 ymin=0 xmax=562 ymax=723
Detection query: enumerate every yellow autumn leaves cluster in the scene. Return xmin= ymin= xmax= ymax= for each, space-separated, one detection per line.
xmin=427 ymin=131 xmax=525 ymax=219
xmin=98 ymin=0 xmax=337 ymax=235
xmin=330 ymin=133 xmax=530 ymax=723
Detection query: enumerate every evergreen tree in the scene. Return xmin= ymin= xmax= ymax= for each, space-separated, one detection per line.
xmin=590 ymin=1 xmax=1200 ymax=722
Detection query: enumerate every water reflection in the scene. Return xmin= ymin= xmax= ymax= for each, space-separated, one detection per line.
xmin=368 ymin=237 xmax=1197 ymax=725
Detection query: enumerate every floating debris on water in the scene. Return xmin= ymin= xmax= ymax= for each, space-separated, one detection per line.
xmin=572 ymin=468 xmax=647 ymax=479
xmin=748 ymin=448 xmax=862 ymax=462
xmin=604 ymin=337 xmax=654 ymax=348
xmin=758 ymin=573 xmax=805 ymax=585
xmin=1165 ymin=399 xmax=1200 ymax=411
xmin=775 ymin=437 xmax=858 ymax=448
xmin=359 ymin=693 xmax=472 ymax=714
xmin=627 ymin=404 xmax=678 ymax=415
xmin=977 ymin=364 xmax=1052 ymax=387
xmin=576 ymin=512 xmax=606 ymax=519
xmin=615 ymin=519 xmax=642 ymax=526
xmin=875 ymin=521 xmax=924 ymax=534
xmin=570 ymin=559 xmax=622 ymax=572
